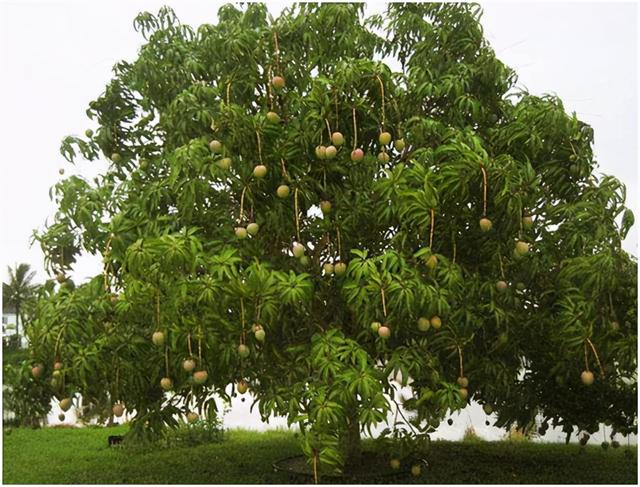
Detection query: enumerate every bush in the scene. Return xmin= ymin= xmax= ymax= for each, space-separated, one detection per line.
xmin=2 ymin=346 xmax=28 ymax=368
xmin=3 ymin=335 xmax=22 ymax=353
xmin=162 ymin=416 xmax=225 ymax=447
xmin=462 ymin=425 xmax=484 ymax=442
xmin=505 ymin=425 xmax=533 ymax=442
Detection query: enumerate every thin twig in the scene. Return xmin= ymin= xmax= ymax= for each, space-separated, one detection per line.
xmin=390 ymin=393 xmax=418 ymax=435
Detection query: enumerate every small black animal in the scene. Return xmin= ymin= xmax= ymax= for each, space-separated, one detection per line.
xmin=108 ymin=435 xmax=124 ymax=447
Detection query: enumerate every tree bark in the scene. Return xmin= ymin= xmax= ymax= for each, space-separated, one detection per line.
xmin=343 ymin=412 xmax=362 ymax=470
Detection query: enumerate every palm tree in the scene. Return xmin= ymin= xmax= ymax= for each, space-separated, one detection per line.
xmin=3 ymin=263 xmax=38 ymax=345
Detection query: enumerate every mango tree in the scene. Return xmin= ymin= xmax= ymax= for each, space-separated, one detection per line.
xmin=27 ymin=3 xmax=636 ymax=472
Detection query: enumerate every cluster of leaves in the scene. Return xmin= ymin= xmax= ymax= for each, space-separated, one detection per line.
xmin=27 ymin=2 xmax=636 ymax=472
xmin=3 ymin=361 xmax=53 ymax=428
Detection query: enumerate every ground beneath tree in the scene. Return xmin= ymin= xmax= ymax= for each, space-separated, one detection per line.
xmin=3 ymin=426 xmax=637 ymax=484
xmin=273 ymin=453 xmax=420 ymax=483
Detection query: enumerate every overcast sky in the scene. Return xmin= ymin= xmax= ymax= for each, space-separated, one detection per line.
xmin=1 ymin=1 xmax=637 ymax=286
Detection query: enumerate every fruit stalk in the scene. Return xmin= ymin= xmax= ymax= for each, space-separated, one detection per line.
xmin=583 ymin=341 xmax=590 ymax=372
xmin=53 ymin=323 xmax=67 ymax=359
xmin=240 ymin=298 xmax=246 ymax=332
xmin=239 ymin=186 xmax=246 ymax=222
xmin=294 ymin=188 xmax=301 ymax=241
xmin=480 ymin=165 xmax=488 ymax=216
xmin=586 ymin=338 xmax=605 ymax=376
xmin=103 ymin=235 xmax=113 ymax=293
xmin=187 ymin=333 xmax=193 ymax=357
xmin=155 ymin=290 xmax=161 ymax=329
xmin=115 ymin=363 xmax=119 ymax=400
xmin=267 ymin=65 xmax=274 ymax=111
xmin=351 ymin=107 xmax=358 ymax=150
xmin=324 ymin=118 xmax=332 ymax=141
xmin=255 ymin=300 xmax=262 ymax=323
xmin=279 ymin=158 xmax=290 ymax=181
xmin=429 ymin=208 xmax=435 ymax=249
xmin=164 ymin=346 xmax=169 ymax=377
xmin=452 ymin=237 xmax=457 ymax=264
xmin=381 ymin=287 xmax=387 ymax=317
xmin=458 ymin=346 xmax=464 ymax=378
xmin=375 ymin=74 xmax=386 ymax=129
xmin=255 ymin=130 xmax=263 ymax=163
xmin=272 ymin=30 xmax=280 ymax=74
xmin=333 ymin=88 xmax=339 ymax=130
xmin=226 ymin=79 xmax=232 ymax=105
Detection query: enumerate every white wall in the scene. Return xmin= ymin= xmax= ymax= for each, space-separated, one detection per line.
xmin=46 ymin=386 xmax=636 ymax=445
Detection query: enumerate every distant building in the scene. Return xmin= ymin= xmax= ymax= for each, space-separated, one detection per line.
xmin=2 ymin=305 xmax=27 ymax=348
xmin=3 ymin=305 xmax=18 ymax=328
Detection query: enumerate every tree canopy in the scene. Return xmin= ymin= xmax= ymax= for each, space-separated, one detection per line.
xmin=26 ymin=2 xmax=636 ymax=471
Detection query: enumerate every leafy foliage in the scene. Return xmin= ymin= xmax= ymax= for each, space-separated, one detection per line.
xmin=3 ymin=361 xmax=53 ymax=427
xmin=27 ymin=2 xmax=636 ymax=472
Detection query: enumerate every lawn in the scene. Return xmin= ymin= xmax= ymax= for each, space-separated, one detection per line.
xmin=2 ymin=426 xmax=637 ymax=484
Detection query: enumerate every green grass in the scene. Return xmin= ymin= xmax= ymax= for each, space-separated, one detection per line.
xmin=2 ymin=426 xmax=637 ymax=484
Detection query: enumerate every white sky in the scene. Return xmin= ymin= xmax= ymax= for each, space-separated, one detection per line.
xmin=1 ymin=1 xmax=638 ymax=286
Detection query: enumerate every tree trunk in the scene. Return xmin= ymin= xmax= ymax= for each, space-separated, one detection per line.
xmin=343 ymin=412 xmax=362 ymax=470
xmin=15 ymin=303 xmax=20 ymax=346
